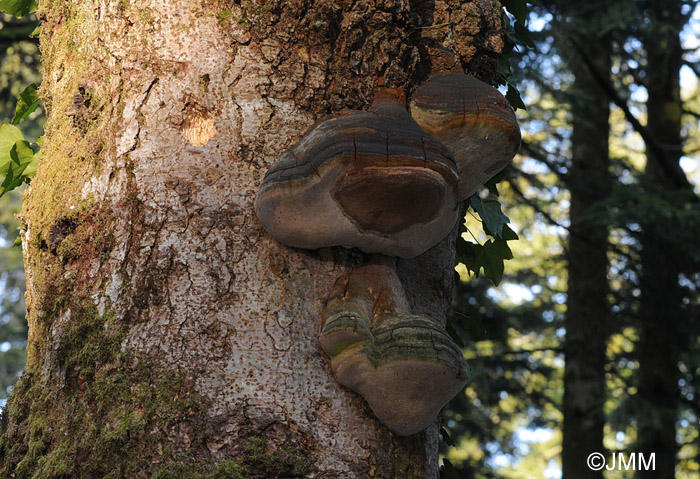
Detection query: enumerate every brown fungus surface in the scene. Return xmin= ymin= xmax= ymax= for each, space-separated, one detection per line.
xmin=410 ymin=73 xmax=521 ymax=199
xmin=254 ymin=99 xmax=460 ymax=258
xmin=320 ymin=264 xmax=469 ymax=436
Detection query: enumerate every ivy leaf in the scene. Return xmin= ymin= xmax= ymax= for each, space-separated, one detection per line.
xmin=0 ymin=0 xmax=37 ymax=16
xmin=497 ymin=52 xmax=513 ymax=81
xmin=501 ymin=224 xmax=519 ymax=241
xmin=506 ymin=84 xmax=526 ymax=110
xmin=440 ymin=458 xmax=459 ymax=479
xmin=1 ymin=161 xmax=23 ymax=196
xmin=456 ymin=237 xmax=514 ymax=286
xmin=24 ymin=135 xmax=44 ymax=178
xmin=477 ymin=240 xmax=513 ymax=286
xmin=471 ymin=196 xmax=510 ymax=239
xmin=456 ymin=236 xmax=481 ymax=278
xmin=12 ymin=83 xmax=40 ymax=125
xmin=514 ymin=21 xmax=535 ymax=48
xmin=501 ymin=0 xmax=528 ymax=24
xmin=11 ymin=139 xmax=34 ymax=167
xmin=440 ymin=427 xmax=457 ymax=447
xmin=483 ymin=170 xmax=506 ymax=197
xmin=0 ymin=124 xmax=25 ymax=176
xmin=0 ymin=139 xmax=38 ymax=197
xmin=23 ymin=149 xmax=40 ymax=179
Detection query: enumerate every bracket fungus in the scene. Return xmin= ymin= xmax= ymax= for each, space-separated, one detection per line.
xmin=253 ymin=86 xmax=500 ymax=435
xmin=410 ymin=73 xmax=521 ymax=200
xmin=254 ymin=98 xmax=460 ymax=258
xmin=320 ymin=264 xmax=469 ymax=436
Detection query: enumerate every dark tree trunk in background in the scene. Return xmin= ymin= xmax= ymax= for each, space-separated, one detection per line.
xmin=636 ymin=1 xmax=691 ymax=477
xmin=561 ymin=10 xmax=611 ymax=479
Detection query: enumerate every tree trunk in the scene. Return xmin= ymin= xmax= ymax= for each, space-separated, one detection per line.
xmin=636 ymin=1 xmax=689 ymax=477
xmin=0 ymin=0 xmax=506 ymax=477
xmin=562 ymin=23 xmax=611 ymax=479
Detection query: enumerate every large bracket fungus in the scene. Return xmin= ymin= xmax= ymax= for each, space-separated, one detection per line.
xmin=409 ymin=73 xmax=521 ymax=200
xmin=254 ymin=97 xmax=460 ymax=259
xmin=254 ymin=83 xmax=520 ymax=436
xmin=320 ymin=263 xmax=469 ymax=436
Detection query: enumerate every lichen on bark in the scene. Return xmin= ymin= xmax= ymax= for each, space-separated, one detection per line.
xmin=0 ymin=0 xmax=506 ymax=477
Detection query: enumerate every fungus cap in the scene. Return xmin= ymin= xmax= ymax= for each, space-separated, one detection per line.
xmin=254 ymin=101 xmax=460 ymax=259
xmin=320 ymin=264 xmax=469 ymax=436
xmin=410 ymin=73 xmax=521 ymax=199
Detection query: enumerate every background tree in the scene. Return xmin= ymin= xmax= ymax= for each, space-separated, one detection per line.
xmin=633 ymin=0 xmax=699 ymax=477
xmin=557 ymin=4 xmax=611 ymax=477
xmin=442 ymin=1 xmax=700 ymax=478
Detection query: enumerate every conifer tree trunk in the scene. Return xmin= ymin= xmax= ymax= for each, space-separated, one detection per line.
xmin=636 ymin=1 xmax=690 ymax=477
xmin=561 ymin=17 xmax=611 ymax=479
xmin=0 ymin=1 xmax=506 ymax=477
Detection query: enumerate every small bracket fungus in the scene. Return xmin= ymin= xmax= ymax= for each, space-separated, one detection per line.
xmin=254 ymin=98 xmax=460 ymax=258
xmin=320 ymin=264 xmax=469 ymax=436
xmin=409 ymin=73 xmax=522 ymax=200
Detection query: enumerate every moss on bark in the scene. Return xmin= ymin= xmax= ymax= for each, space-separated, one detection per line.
xmin=0 ymin=297 xmax=311 ymax=478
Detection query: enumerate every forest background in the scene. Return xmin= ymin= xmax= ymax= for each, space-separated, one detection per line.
xmin=0 ymin=0 xmax=698 ymax=478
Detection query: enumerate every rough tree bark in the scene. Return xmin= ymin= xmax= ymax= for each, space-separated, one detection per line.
xmin=0 ymin=0 xmax=506 ymax=477
xmin=561 ymin=12 xmax=611 ymax=479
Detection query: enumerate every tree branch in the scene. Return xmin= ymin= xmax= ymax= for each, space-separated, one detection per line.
xmin=682 ymin=108 xmax=700 ymax=121
xmin=509 ymin=177 xmax=570 ymax=237
xmin=520 ymin=140 xmax=570 ymax=179
xmin=571 ymin=37 xmax=692 ymax=189
xmin=498 ymin=346 xmax=564 ymax=357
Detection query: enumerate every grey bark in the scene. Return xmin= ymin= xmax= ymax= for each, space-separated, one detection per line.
xmin=0 ymin=0 xmax=506 ymax=477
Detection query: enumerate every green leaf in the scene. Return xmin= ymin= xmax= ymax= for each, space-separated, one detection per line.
xmin=11 ymin=139 xmax=34 ymax=166
xmin=1 ymin=158 xmax=23 ymax=197
xmin=497 ymin=54 xmax=513 ymax=82
xmin=506 ymin=84 xmax=526 ymax=110
xmin=13 ymin=235 xmax=22 ymax=247
xmin=456 ymin=238 xmax=512 ymax=285
xmin=456 ymin=237 xmax=481 ymax=277
xmin=12 ymin=83 xmax=40 ymax=125
xmin=30 ymin=24 xmax=40 ymax=37
xmin=0 ymin=140 xmax=37 ymax=197
xmin=514 ymin=20 xmax=535 ymax=48
xmin=440 ymin=458 xmax=459 ymax=479
xmin=440 ymin=427 xmax=457 ymax=447
xmin=0 ymin=124 xmax=25 ymax=176
xmin=501 ymin=0 xmax=527 ymax=24
xmin=477 ymin=240 xmax=513 ymax=285
xmin=471 ymin=196 xmax=510 ymax=238
xmin=0 ymin=0 xmax=37 ymax=16
xmin=23 ymin=148 xmax=40 ymax=179
xmin=483 ymin=170 xmax=506 ymax=196
xmin=501 ymin=224 xmax=519 ymax=241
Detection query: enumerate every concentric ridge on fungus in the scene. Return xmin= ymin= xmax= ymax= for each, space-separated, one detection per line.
xmin=254 ymin=100 xmax=460 ymax=258
xmin=320 ymin=264 xmax=469 ymax=436
xmin=410 ymin=73 xmax=522 ymax=200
